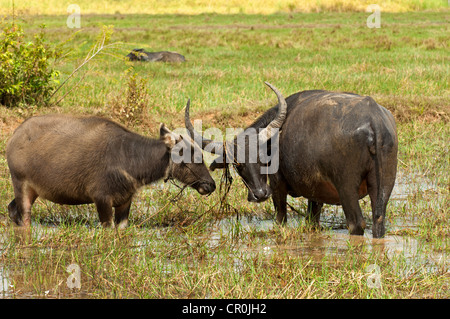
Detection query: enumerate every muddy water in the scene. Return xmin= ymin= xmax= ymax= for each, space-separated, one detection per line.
xmin=207 ymin=215 xmax=448 ymax=288
xmin=390 ymin=171 xmax=437 ymax=200
xmin=0 ymin=219 xmax=447 ymax=298
xmin=210 ymin=215 xmax=446 ymax=259
xmin=0 ymin=171 xmax=447 ymax=297
xmin=205 ymin=168 xmax=447 ymax=275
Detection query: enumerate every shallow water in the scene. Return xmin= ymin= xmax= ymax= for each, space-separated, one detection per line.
xmin=390 ymin=171 xmax=437 ymax=200
xmin=0 ymin=216 xmax=447 ymax=298
xmin=0 ymin=170 xmax=447 ymax=298
xmin=208 ymin=215 xmax=447 ymax=269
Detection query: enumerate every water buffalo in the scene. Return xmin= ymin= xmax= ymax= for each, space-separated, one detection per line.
xmin=127 ymin=49 xmax=186 ymax=62
xmin=6 ymin=114 xmax=215 ymax=228
xmin=186 ymin=83 xmax=398 ymax=238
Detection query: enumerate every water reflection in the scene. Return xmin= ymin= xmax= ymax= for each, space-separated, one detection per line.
xmin=210 ymin=216 xmax=448 ymax=273
xmin=391 ymin=171 xmax=437 ymax=200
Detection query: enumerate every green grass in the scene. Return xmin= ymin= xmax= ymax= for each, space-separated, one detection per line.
xmin=4 ymin=11 xmax=447 ymax=125
xmin=0 ymin=11 xmax=449 ymax=298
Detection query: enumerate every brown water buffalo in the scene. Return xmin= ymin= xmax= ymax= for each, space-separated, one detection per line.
xmin=186 ymin=83 xmax=398 ymax=238
xmin=127 ymin=49 xmax=186 ymax=62
xmin=6 ymin=114 xmax=215 ymax=228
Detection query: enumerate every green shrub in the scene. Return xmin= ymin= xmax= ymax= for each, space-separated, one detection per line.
xmin=0 ymin=22 xmax=62 ymax=107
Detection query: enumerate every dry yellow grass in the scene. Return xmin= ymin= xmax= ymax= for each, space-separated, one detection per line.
xmin=1 ymin=0 xmax=447 ymax=15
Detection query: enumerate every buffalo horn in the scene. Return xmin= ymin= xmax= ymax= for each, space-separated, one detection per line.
xmin=257 ymin=82 xmax=287 ymax=143
xmin=184 ymin=99 xmax=224 ymax=155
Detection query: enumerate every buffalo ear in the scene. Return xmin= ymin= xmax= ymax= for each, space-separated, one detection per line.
xmin=159 ymin=123 xmax=171 ymax=137
xmin=210 ymin=158 xmax=227 ymax=171
xmin=160 ymin=123 xmax=182 ymax=149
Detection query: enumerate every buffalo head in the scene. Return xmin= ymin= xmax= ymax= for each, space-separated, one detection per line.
xmin=160 ymin=124 xmax=216 ymax=195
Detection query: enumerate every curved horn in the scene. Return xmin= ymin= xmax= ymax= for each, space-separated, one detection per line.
xmin=184 ymin=99 xmax=224 ymax=155
xmin=258 ymin=82 xmax=287 ymax=143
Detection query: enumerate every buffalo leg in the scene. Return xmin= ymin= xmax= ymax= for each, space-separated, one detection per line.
xmin=95 ymin=198 xmax=114 ymax=228
xmin=8 ymin=181 xmax=37 ymax=227
xmin=270 ymin=175 xmax=288 ymax=224
xmin=8 ymin=199 xmax=21 ymax=225
xmin=273 ymin=191 xmax=287 ymax=224
xmin=114 ymin=199 xmax=132 ymax=229
xmin=367 ymin=173 xmax=394 ymax=239
xmin=368 ymin=191 xmax=387 ymax=238
xmin=306 ymin=200 xmax=323 ymax=225
xmin=338 ymin=190 xmax=366 ymax=236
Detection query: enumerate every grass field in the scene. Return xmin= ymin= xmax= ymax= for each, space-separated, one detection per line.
xmin=1 ymin=0 xmax=448 ymax=15
xmin=0 ymin=4 xmax=449 ymax=299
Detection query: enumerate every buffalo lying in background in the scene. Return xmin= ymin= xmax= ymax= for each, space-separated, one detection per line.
xmin=6 ymin=113 xmax=215 ymax=228
xmin=127 ymin=49 xmax=186 ymax=62
xmin=186 ymin=82 xmax=398 ymax=238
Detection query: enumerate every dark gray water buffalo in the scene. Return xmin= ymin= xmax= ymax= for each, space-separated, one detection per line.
xmin=127 ymin=49 xmax=186 ymax=62
xmin=186 ymin=83 xmax=398 ymax=238
xmin=6 ymin=114 xmax=215 ymax=228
